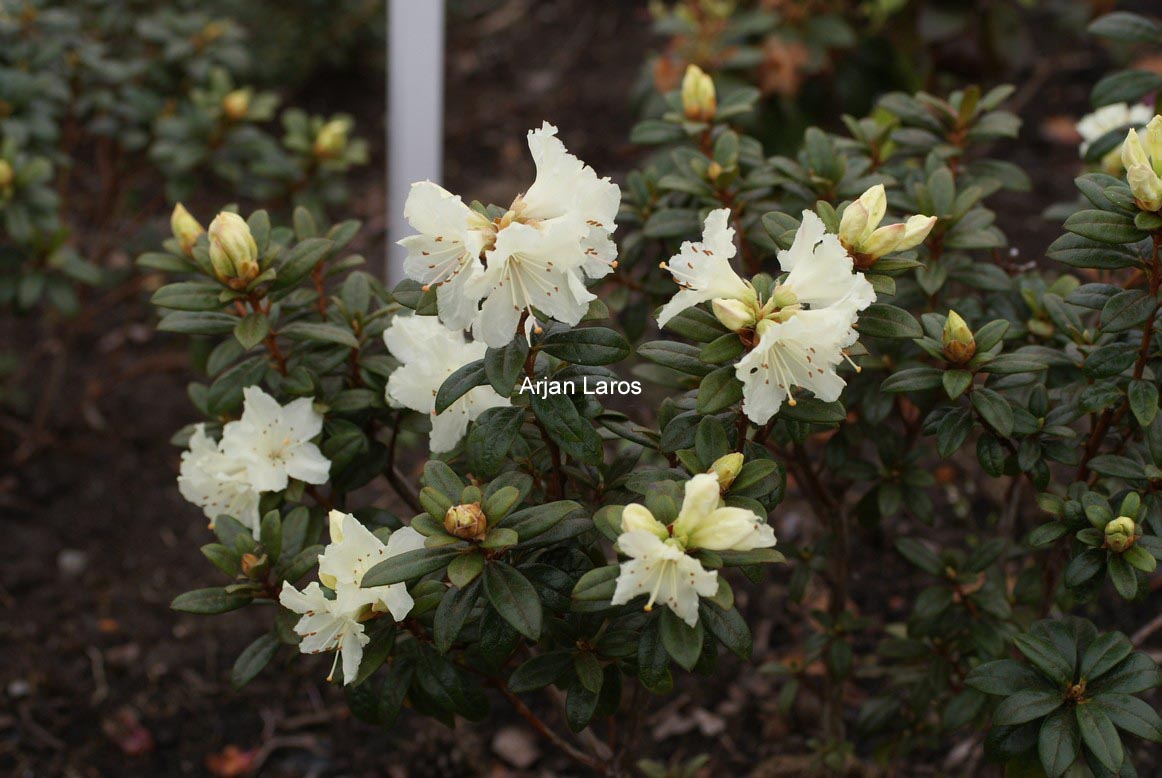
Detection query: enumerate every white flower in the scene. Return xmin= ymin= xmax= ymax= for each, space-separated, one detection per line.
xmin=656 ymin=208 xmax=755 ymax=329
xmin=837 ymin=184 xmax=936 ymax=264
xmin=399 ymin=181 xmax=493 ymax=331
xmin=219 ymin=386 xmax=331 ymax=492
xmin=177 ymin=424 xmax=261 ymax=533
xmin=279 ymin=511 xmax=426 ymax=685
xmin=735 ymin=211 xmax=875 ymax=424
xmin=1077 ymin=103 xmax=1154 ymax=157
xmin=611 ymin=473 xmax=775 ymax=627
xmin=384 ymin=314 xmax=510 ymax=453
xmin=398 ymin=122 xmax=621 ymax=348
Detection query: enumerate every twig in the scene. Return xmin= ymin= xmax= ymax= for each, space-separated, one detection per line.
xmin=493 ymin=682 xmax=608 ymax=775
xmin=385 ymin=411 xmax=421 ymax=513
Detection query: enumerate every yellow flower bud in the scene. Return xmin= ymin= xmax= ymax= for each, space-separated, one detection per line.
xmin=708 ymin=452 xmax=744 ymax=490
xmin=1145 ymin=115 xmax=1162 ymax=174
xmin=838 ymin=200 xmax=870 ymax=249
xmin=1127 ymin=164 xmax=1162 ymax=212
xmin=860 ymin=223 xmax=907 ymax=259
xmin=942 ymin=310 xmax=976 ymax=364
xmin=170 ymin=203 xmax=204 ymax=258
xmin=712 ymin=297 xmax=755 ymax=332
xmin=680 ymin=64 xmax=716 ymax=122
xmin=208 ymin=212 xmax=259 ymax=288
xmin=222 ymin=89 xmax=251 ymax=121
xmin=240 ymin=552 xmax=269 ymax=580
xmin=896 ymin=214 xmax=938 ymax=251
xmin=1104 ymin=515 xmax=1137 ymax=553
xmin=1121 ymin=128 xmax=1150 ymax=171
xmin=313 ymin=119 xmax=349 ymax=158
xmin=444 ymin=503 xmax=488 ymax=541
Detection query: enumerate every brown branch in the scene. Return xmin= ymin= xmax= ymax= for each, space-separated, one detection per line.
xmin=385 ymin=410 xmax=420 ymax=513
xmin=493 ymin=683 xmax=608 ymax=775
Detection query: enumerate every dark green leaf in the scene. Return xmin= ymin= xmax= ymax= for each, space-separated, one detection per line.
xmin=361 ymin=546 xmax=460 ymax=587
xmin=1076 ymin=704 xmax=1124 ymax=772
xmin=483 ymin=562 xmax=543 ymax=640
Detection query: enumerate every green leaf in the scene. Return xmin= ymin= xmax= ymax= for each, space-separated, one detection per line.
xmin=279 ymin=321 xmax=359 ymax=349
xmin=531 ymin=393 xmax=603 ymax=465
xmin=972 ymin=388 xmax=1014 ymax=437
xmin=1038 ymin=706 xmax=1080 ymax=778
xmin=661 ymin=307 xmax=729 ymax=342
xmin=231 ymin=633 xmax=280 ymax=689
xmin=1013 ymin=634 xmax=1075 ymax=685
xmin=498 ymin=500 xmax=582 ymax=540
xmin=483 ymin=562 xmax=543 ymax=640
xmin=1107 ymin=555 xmax=1139 ymax=599
xmin=422 ymin=461 xmax=465 ymax=501
xmin=1065 ymin=209 xmax=1147 ymax=244
xmin=1081 ymin=633 xmax=1134 ymax=681
xmin=484 ymin=338 xmax=529 ymax=397
xmin=943 ymin=370 xmax=973 ymax=399
xmin=699 ymin=602 xmax=751 ymax=659
xmin=1089 ymin=12 xmax=1162 ymax=44
xmin=937 ymin=408 xmax=973 ymax=458
xmin=571 ymin=565 xmax=619 ymax=603
xmin=967 ymin=659 xmax=1052 ymax=695
xmin=896 ymin=537 xmax=943 ymax=575
xmin=644 ymin=208 xmax=702 ymax=238
xmin=274 ymin=237 xmax=333 ymax=288
xmin=1128 ymin=380 xmax=1158 ymax=427
xmin=1047 ymin=233 xmax=1139 ymax=270
xmin=1088 ymin=652 xmax=1161 ymax=694
xmin=991 ymin=689 xmax=1064 ymax=726
xmin=434 ymin=359 xmax=487 ymax=413
xmin=638 ymin=340 xmax=715 ymax=376
xmin=507 ymin=651 xmax=572 ymax=693
xmin=1100 ymin=290 xmax=1155 ymax=333
xmin=466 ymin=406 xmax=525 ymax=478
xmin=565 ymin=683 xmax=599 ymax=732
xmin=1091 ymin=693 xmax=1162 ymax=743
xmin=1076 ymin=703 xmax=1124 ymax=772
xmin=361 ymin=546 xmax=460 ymax=587
xmin=259 ymin=510 xmax=282 ymax=562
xmin=235 ymin=314 xmax=269 ymax=350
xmin=858 ymin=303 xmax=922 ymax=339
xmin=171 ymin=587 xmax=252 ymax=614
xmin=659 ymin=609 xmax=704 ymax=671
xmin=574 ymin=652 xmax=604 ymax=694
xmin=1092 ymin=70 xmax=1162 ymax=107
xmin=778 ymin=398 xmax=846 ymax=424
xmin=541 ymin=327 xmax=630 ymax=366
xmin=157 ymin=311 xmax=239 ymax=336
xmin=696 ymin=366 xmax=742 ymax=414
xmin=151 ymin=281 xmax=226 ymax=312
xmin=434 ymin=579 xmax=481 ymax=654
xmin=881 ymin=367 xmax=943 ymax=393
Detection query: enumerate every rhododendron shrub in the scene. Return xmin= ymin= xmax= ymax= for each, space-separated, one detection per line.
xmin=152 ymin=47 xmax=1161 ymax=777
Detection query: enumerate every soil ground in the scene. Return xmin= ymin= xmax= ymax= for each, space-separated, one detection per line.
xmin=1 ymin=2 xmax=1158 ymax=777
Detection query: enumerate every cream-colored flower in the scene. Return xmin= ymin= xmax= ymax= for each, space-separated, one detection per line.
xmin=383 ymin=314 xmax=510 ymax=453
xmin=280 ymin=511 xmax=425 ymax=685
xmin=399 ymin=123 xmax=621 ymax=348
xmin=1077 ymin=103 xmax=1154 ymax=166
xmin=177 ymin=424 xmax=261 ymax=534
xmin=611 ymin=474 xmax=775 ymax=626
xmin=656 ymin=209 xmax=755 ymax=329
xmin=219 ymin=386 xmax=330 ymax=492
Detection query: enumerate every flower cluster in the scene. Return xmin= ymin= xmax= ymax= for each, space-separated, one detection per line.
xmin=399 ymin=122 xmax=621 ymax=347
xmin=383 ymin=314 xmax=510 ymax=453
xmin=178 ymin=386 xmax=330 ymax=535
xmin=279 ymin=511 xmax=425 ymax=684
xmin=836 ymin=184 xmax=936 ymax=268
xmin=658 ymin=207 xmax=876 ymax=423
xmin=612 ymin=474 xmax=776 ymax=626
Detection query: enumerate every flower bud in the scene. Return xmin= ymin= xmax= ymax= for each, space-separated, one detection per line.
xmin=208 ymin=212 xmax=259 ymax=288
xmin=942 ymin=310 xmax=976 ymax=364
xmin=838 ymin=200 xmax=870 ymax=248
xmin=1121 ymin=128 xmax=1150 ymax=171
xmin=896 ymin=214 xmax=938 ymax=251
xmin=712 ymin=297 xmax=755 ymax=332
xmin=222 ymin=89 xmax=251 ymax=121
xmin=170 ymin=203 xmax=204 ymax=258
xmin=240 ymin=552 xmax=269 ymax=580
xmin=1104 ymin=515 xmax=1137 ymax=553
xmin=860 ymin=223 xmax=906 ymax=259
xmin=708 ymin=452 xmax=744 ymax=490
xmin=770 ymin=283 xmax=799 ymax=310
xmin=313 ymin=119 xmax=349 ymax=158
xmin=0 ymin=159 xmax=12 ymax=192
xmin=1127 ymin=164 xmax=1162 ymax=212
xmin=681 ymin=64 xmax=716 ymax=122
xmin=1145 ymin=115 xmax=1162 ymax=173
xmin=445 ymin=503 xmax=488 ymax=541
